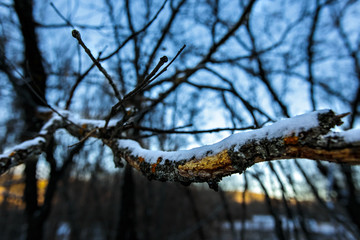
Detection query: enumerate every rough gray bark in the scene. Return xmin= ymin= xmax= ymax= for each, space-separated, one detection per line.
xmin=1 ymin=110 xmax=359 ymax=185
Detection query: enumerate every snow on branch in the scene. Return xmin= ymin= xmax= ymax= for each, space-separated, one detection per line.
xmin=0 ymin=109 xmax=120 ymax=175
xmin=0 ymin=111 xmax=67 ymax=175
xmin=0 ymin=137 xmax=46 ymax=173
xmin=1 ymin=109 xmax=359 ymax=185
xmin=107 ymin=110 xmax=360 ymax=186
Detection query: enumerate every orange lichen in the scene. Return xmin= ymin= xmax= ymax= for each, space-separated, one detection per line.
xmin=79 ymin=124 xmax=88 ymax=135
xmin=284 ymin=136 xmax=299 ymax=145
xmin=9 ymin=151 xmax=16 ymax=157
xmin=151 ymin=157 xmax=162 ymax=173
xmin=138 ymin=156 xmax=145 ymax=163
xmin=151 ymin=164 xmax=156 ymax=173
xmin=178 ymin=150 xmax=235 ymax=178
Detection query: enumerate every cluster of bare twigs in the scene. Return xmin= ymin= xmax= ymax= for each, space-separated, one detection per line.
xmin=2 ymin=1 xmax=360 ymax=239
xmin=70 ymin=27 xmax=187 ymax=144
xmin=103 ymin=44 xmax=186 ymax=130
xmin=43 ymin=1 xmax=191 ymax=144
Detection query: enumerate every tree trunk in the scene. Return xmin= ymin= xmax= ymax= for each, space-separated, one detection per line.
xmin=116 ymin=164 xmax=138 ymax=240
xmin=341 ymin=165 xmax=360 ymax=232
xmin=14 ymin=0 xmax=48 ymax=239
xmin=24 ymin=158 xmax=43 ymax=240
xmin=13 ymin=0 xmax=46 ymax=106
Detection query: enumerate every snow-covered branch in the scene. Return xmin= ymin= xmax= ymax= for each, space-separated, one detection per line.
xmin=106 ymin=110 xmax=360 ymax=186
xmin=0 ymin=137 xmax=46 ymax=173
xmin=1 ymin=110 xmax=359 ymax=185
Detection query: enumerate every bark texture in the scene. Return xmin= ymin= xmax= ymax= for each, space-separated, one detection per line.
xmin=1 ymin=110 xmax=359 ymax=186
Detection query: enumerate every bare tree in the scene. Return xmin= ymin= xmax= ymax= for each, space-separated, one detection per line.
xmin=0 ymin=0 xmax=360 ymax=239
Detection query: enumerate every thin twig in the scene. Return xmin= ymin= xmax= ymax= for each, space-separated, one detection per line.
xmin=50 ymin=2 xmax=74 ymax=28
xmin=102 ymin=55 xmax=168 ymax=129
xmin=104 ymin=45 xmax=186 ymax=128
xmin=65 ymin=48 xmax=106 ymax=109
xmin=148 ymin=44 xmax=186 ymax=83
xmin=68 ymin=128 xmax=99 ymax=148
xmin=134 ymin=125 xmax=256 ymax=138
xmin=0 ymin=49 xmax=81 ymax=129
xmin=143 ymin=0 xmax=187 ymax=76
xmin=123 ymin=55 xmax=168 ymax=103
xmin=100 ymin=0 xmax=168 ymax=61
xmin=71 ymin=29 xmax=122 ymax=101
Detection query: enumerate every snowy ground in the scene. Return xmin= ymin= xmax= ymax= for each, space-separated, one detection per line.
xmin=221 ymin=214 xmax=357 ymax=240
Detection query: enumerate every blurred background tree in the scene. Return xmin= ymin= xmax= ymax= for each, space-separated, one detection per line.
xmin=0 ymin=0 xmax=359 ymax=239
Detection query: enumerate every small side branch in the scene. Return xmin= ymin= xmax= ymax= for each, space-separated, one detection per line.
xmin=0 ymin=137 xmax=46 ymax=175
xmin=71 ymin=29 xmax=122 ymax=100
xmin=104 ymin=45 xmax=185 ymax=128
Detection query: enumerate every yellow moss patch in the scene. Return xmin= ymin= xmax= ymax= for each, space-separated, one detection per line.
xmin=178 ymin=150 xmax=232 ymax=173
xmin=284 ymin=136 xmax=299 ymax=145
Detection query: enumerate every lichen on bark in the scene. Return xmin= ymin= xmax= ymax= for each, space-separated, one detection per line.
xmin=2 ymin=109 xmax=359 ymax=182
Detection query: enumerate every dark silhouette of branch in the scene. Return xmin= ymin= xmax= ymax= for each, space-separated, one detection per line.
xmin=133 ymin=125 xmax=256 ymax=138
xmin=50 ymin=2 xmax=74 ymax=28
xmin=185 ymin=187 xmax=206 ymax=240
xmin=72 ymin=29 xmax=122 ymax=101
xmin=99 ymin=0 xmax=168 ymax=61
xmin=278 ymin=162 xmax=313 ymax=239
xmin=332 ymin=4 xmax=360 ymax=128
xmin=240 ymin=172 xmax=248 ymax=240
xmin=125 ymin=0 xmax=141 ymax=81
xmin=306 ymin=0 xmax=322 ymax=110
xmin=244 ymin=20 xmax=290 ymax=117
xmin=218 ymin=188 xmax=237 ymax=240
xmin=250 ymin=171 xmax=286 ymax=240
xmin=197 ymin=0 xmax=257 ymax=66
xmin=294 ymin=159 xmax=360 ymax=237
xmin=104 ymin=45 xmax=185 ymax=128
xmin=269 ymin=162 xmax=301 ymax=239
xmin=143 ymin=0 xmax=187 ymax=76
xmin=65 ymin=63 xmax=96 ymax=109
xmin=133 ymin=0 xmax=257 ymax=123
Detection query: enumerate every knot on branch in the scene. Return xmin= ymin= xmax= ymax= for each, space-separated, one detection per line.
xmin=71 ymin=29 xmax=81 ymax=39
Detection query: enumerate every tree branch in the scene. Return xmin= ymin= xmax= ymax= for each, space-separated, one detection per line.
xmin=1 ymin=110 xmax=359 ymax=186
xmin=106 ymin=110 xmax=360 ymax=185
xmin=71 ymin=29 xmax=122 ymax=101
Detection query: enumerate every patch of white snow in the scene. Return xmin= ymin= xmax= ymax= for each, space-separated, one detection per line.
xmin=118 ymin=110 xmax=329 ymax=163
